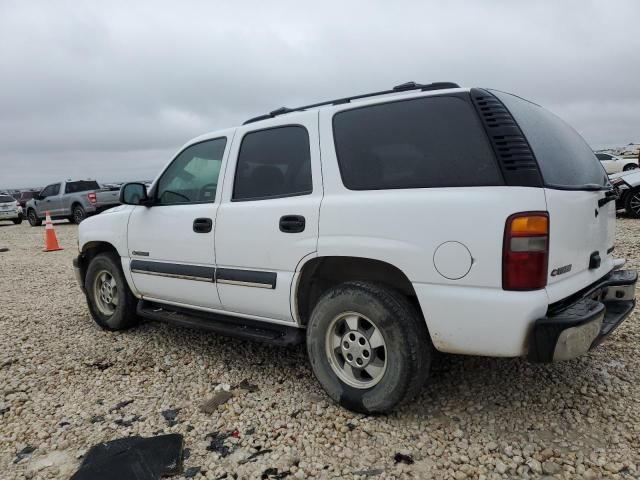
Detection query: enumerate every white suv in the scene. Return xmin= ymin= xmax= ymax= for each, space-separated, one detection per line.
xmin=73 ymin=82 xmax=637 ymax=413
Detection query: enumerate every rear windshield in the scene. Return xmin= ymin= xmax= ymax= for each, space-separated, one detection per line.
xmin=65 ymin=180 xmax=100 ymax=194
xmin=0 ymin=195 xmax=15 ymax=202
xmin=332 ymin=96 xmax=502 ymax=190
xmin=492 ymin=91 xmax=607 ymax=188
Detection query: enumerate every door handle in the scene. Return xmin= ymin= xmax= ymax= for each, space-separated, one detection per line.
xmin=193 ymin=217 xmax=213 ymax=233
xmin=279 ymin=215 xmax=305 ymax=233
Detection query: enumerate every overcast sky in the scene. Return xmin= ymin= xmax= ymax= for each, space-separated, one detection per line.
xmin=1 ymin=0 xmax=639 ymax=189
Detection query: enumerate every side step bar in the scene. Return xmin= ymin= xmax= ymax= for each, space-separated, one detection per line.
xmin=136 ymin=300 xmax=304 ymax=347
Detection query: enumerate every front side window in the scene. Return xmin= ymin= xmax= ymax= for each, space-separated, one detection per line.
xmin=233 ymin=126 xmax=312 ymax=201
xmin=156 ymin=138 xmax=227 ymax=205
xmin=333 ymin=96 xmax=502 ymax=190
xmin=41 ymin=184 xmax=60 ymax=197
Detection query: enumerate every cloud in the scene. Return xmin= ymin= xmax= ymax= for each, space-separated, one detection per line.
xmin=1 ymin=0 xmax=638 ymax=188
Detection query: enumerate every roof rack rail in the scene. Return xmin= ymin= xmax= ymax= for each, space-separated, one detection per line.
xmin=243 ymin=81 xmax=460 ymax=125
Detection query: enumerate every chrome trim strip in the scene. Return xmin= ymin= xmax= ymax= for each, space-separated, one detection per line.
xmin=217 ymin=278 xmax=274 ymax=289
xmin=131 ymin=269 xmax=212 ymax=282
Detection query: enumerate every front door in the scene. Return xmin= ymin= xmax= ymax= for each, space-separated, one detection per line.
xmin=37 ymin=183 xmax=62 ymax=217
xmin=214 ymin=113 xmax=322 ymax=322
xmin=127 ymin=135 xmax=231 ymax=309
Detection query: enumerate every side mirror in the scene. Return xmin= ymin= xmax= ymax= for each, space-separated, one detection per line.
xmin=119 ymin=182 xmax=150 ymax=206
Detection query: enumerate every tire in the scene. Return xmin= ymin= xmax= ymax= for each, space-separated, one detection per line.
xmin=72 ymin=204 xmax=87 ymax=224
xmin=623 ymin=164 xmax=638 ymax=171
xmin=27 ymin=209 xmax=42 ymax=226
xmin=85 ymin=252 xmax=139 ymax=331
xmin=12 ymin=217 xmax=22 ymax=225
xmin=624 ymin=187 xmax=640 ymax=218
xmin=306 ymin=281 xmax=431 ymax=414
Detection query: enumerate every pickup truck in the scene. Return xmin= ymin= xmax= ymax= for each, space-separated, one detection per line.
xmin=73 ymin=82 xmax=637 ymax=413
xmin=26 ymin=180 xmax=120 ymax=226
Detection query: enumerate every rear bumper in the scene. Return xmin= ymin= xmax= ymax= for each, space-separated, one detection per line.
xmin=529 ymin=269 xmax=637 ymax=362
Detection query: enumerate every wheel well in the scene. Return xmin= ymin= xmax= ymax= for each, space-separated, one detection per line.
xmin=79 ymin=241 xmax=120 ymax=282
xmin=71 ymin=202 xmax=83 ymax=211
xmin=295 ymin=256 xmax=420 ymax=325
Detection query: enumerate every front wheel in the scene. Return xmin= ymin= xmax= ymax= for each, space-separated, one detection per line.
xmin=306 ymin=281 xmax=431 ymax=414
xmin=85 ymin=253 xmax=139 ymax=331
xmin=27 ymin=209 xmax=42 ymax=226
xmin=624 ymin=187 xmax=640 ymax=218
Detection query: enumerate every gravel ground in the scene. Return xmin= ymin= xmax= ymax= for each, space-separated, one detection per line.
xmin=1 ymin=218 xmax=640 ymax=480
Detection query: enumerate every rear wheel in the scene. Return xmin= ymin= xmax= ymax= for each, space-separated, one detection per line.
xmin=27 ymin=209 xmax=42 ymax=226
xmin=624 ymin=187 xmax=640 ymax=218
xmin=12 ymin=217 xmax=22 ymax=225
xmin=85 ymin=253 xmax=139 ymax=331
xmin=72 ymin=204 xmax=87 ymax=224
xmin=306 ymin=281 xmax=431 ymax=414
xmin=623 ymin=163 xmax=638 ymax=171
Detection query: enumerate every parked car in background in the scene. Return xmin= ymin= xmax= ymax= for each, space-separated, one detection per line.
xmin=0 ymin=194 xmax=23 ymax=224
xmin=73 ymin=82 xmax=636 ymax=413
xmin=16 ymin=190 xmax=39 ymax=210
xmin=610 ymin=170 xmax=640 ymax=217
xmin=596 ymin=152 xmax=638 ymax=174
xmin=25 ymin=180 xmax=120 ymax=226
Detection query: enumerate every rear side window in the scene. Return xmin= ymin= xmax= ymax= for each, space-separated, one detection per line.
xmin=595 ymin=153 xmax=610 ymax=161
xmin=233 ymin=126 xmax=312 ymax=201
xmin=65 ymin=180 xmax=100 ymax=194
xmin=332 ymin=96 xmax=502 ymax=190
xmin=492 ymin=91 xmax=607 ymax=188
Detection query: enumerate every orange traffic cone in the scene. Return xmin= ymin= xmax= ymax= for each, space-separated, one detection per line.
xmin=43 ymin=211 xmax=63 ymax=252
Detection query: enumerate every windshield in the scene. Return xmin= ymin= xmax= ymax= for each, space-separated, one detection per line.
xmin=0 ymin=195 xmax=15 ymax=202
xmin=492 ymin=91 xmax=608 ymax=189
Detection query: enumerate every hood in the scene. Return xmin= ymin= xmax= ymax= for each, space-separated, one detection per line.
xmin=610 ymin=169 xmax=640 ymax=186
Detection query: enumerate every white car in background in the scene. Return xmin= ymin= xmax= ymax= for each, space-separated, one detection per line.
xmin=596 ymin=152 xmax=638 ymax=174
xmin=0 ymin=193 xmax=23 ymax=224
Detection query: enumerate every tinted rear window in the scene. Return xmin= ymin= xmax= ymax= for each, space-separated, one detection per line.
xmin=65 ymin=180 xmax=100 ymax=194
xmin=0 ymin=195 xmax=14 ymax=202
xmin=492 ymin=91 xmax=607 ymax=188
xmin=332 ymin=96 xmax=502 ymax=190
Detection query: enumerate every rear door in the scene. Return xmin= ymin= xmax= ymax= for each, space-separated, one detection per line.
xmin=493 ymin=91 xmax=615 ymax=302
xmin=214 ymin=112 xmax=322 ymax=322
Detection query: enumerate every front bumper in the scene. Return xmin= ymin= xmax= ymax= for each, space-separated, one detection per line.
xmin=73 ymin=255 xmax=86 ymax=293
xmin=529 ymin=269 xmax=637 ymax=362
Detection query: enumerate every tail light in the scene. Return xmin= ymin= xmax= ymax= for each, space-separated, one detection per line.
xmin=87 ymin=192 xmax=97 ymax=204
xmin=503 ymin=212 xmax=549 ymax=291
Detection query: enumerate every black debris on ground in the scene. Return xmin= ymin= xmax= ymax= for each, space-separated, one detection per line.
xmin=182 ymin=447 xmax=191 ymax=460
xmin=114 ymin=415 xmax=143 ymax=427
xmin=245 ymin=427 xmax=256 ymax=435
xmin=236 ymin=378 xmax=260 ymax=393
xmin=261 ymin=467 xmax=291 ymax=479
xmin=393 ymin=453 xmax=414 ymax=465
xmin=161 ymin=408 xmax=180 ymax=426
xmin=205 ymin=431 xmax=233 ymax=457
xmin=238 ymin=448 xmax=272 ymax=465
xmin=13 ymin=446 xmax=36 ymax=463
xmin=109 ymin=399 xmax=134 ymax=412
xmin=59 ymin=421 xmax=70 ymax=427
xmin=0 ymin=247 xmax=9 ymax=252
xmin=90 ymin=415 xmax=104 ymax=424
xmin=70 ymin=434 xmax=183 ymax=480
xmin=84 ymin=361 xmax=113 ymax=371
xmin=0 ymin=407 xmax=9 ymax=415
xmin=184 ymin=466 xmax=201 ymax=478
